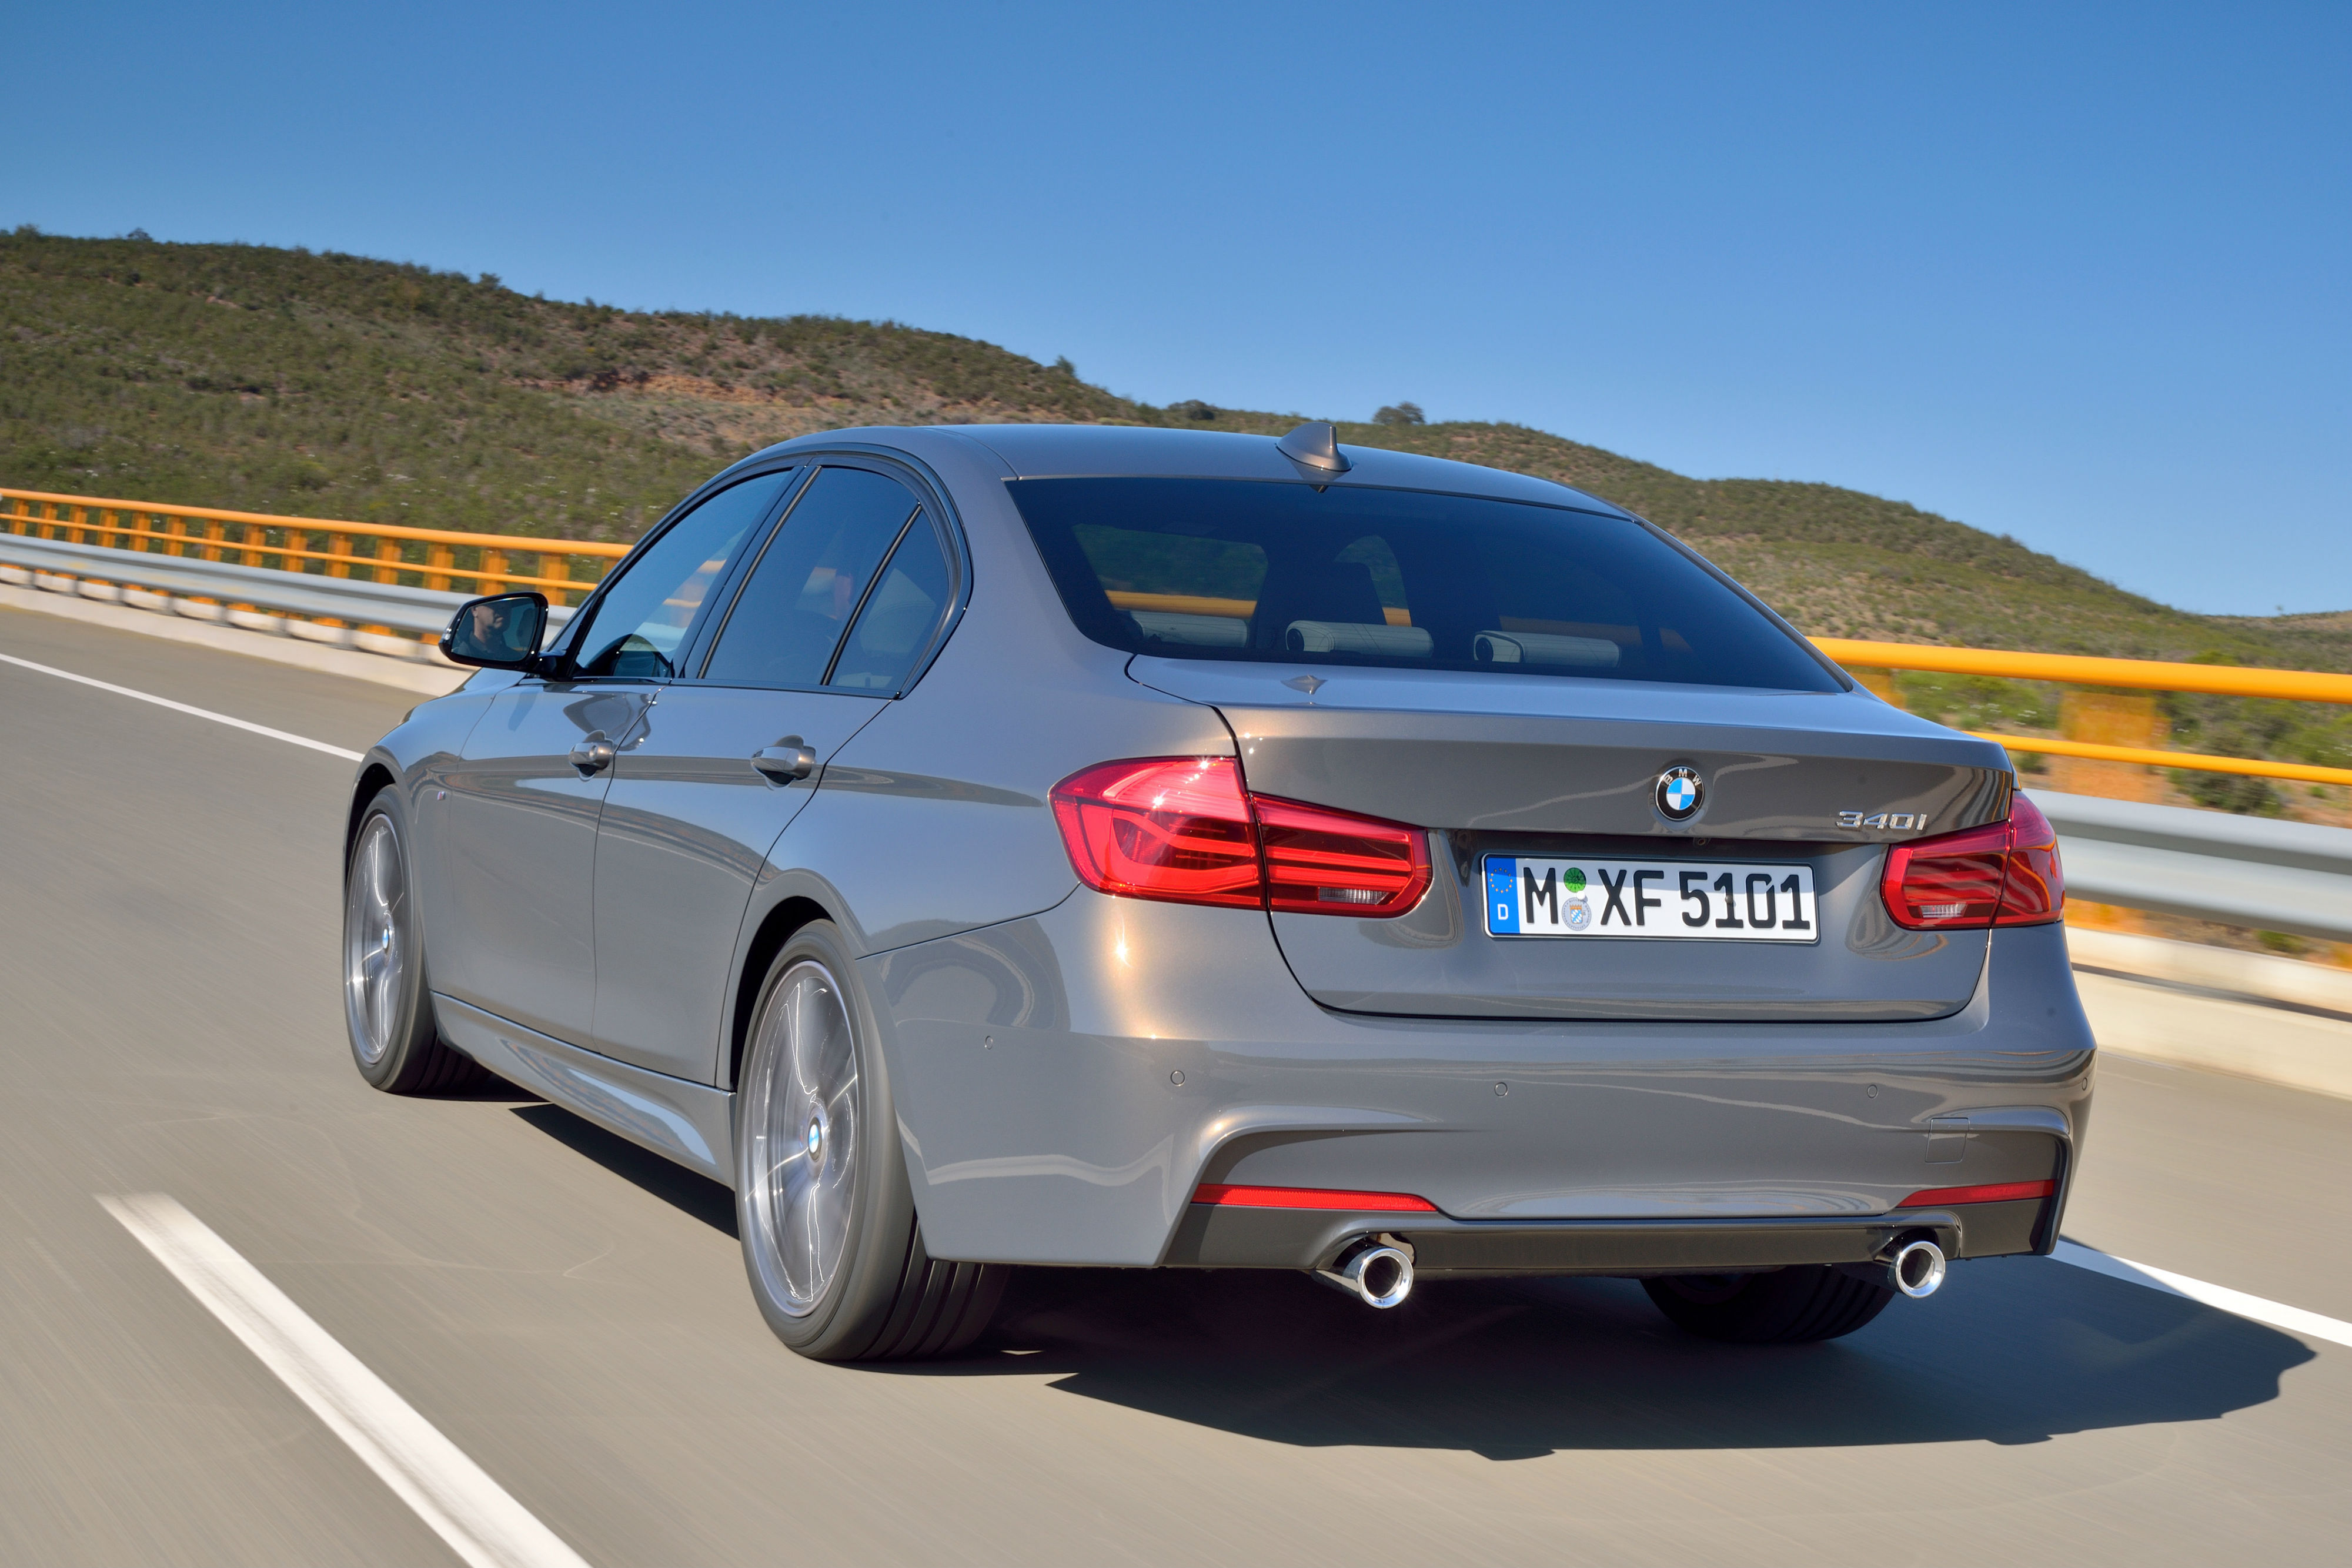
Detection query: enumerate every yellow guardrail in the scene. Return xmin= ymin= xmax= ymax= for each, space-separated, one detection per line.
xmin=5 ymin=487 xmax=2346 ymax=788
xmin=1811 ymin=637 xmax=2352 ymax=788
xmin=1953 ymin=734 xmax=2352 ymax=788
xmin=1810 ymin=637 xmax=2352 ymax=706
xmin=0 ymin=487 xmax=629 ymax=604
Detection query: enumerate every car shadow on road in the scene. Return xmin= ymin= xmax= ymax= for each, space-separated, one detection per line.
xmin=913 ymin=1259 xmax=2314 ymax=1457
xmin=413 ymin=1071 xmax=542 ymax=1103
xmin=488 ymin=1098 xmax=2311 ymax=1455
xmin=507 ymin=1102 xmax=739 ymax=1236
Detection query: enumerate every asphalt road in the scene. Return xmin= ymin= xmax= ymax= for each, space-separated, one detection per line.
xmin=2 ymin=603 xmax=2346 ymax=1567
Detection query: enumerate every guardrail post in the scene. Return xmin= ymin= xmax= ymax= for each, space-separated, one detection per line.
xmin=329 ymin=533 xmax=353 ymax=579
xmin=2057 ymin=693 xmax=2168 ymax=802
xmin=1852 ymin=669 xmax=1903 ymax=707
xmin=425 ymin=543 xmax=453 ymax=593
xmin=543 ymin=554 xmax=570 ymax=604
xmin=481 ymin=549 xmax=507 ymax=596
xmin=2056 ymin=693 xmax=2169 ymax=933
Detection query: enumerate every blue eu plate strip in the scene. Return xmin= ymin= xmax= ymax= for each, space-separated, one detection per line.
xmin=1485 ymin=857 xmax=1520 ymax=934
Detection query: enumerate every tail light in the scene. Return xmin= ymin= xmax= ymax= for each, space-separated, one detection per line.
xmin=1051 ymin=757 xmax=1431 ymax=916
xmin=1255 ymin=797 xmax=1430 ymax=912
xmin=1881 ymin=794 xmax=2065 ymax=930
xmin=1050 ymin=757 xmax=1262 ymax=908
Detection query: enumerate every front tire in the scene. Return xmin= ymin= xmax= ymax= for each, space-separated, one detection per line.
xmin=1642 ymin=1266 xmax=1896 ymax=1343
xmin=734 ymin=921 xmax=1006 ymax=1361
xmin=343 ymin=788 xmax=482 ymax=1093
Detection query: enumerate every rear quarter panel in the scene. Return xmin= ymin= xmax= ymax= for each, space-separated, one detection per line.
xmin=716 ymin=432 xmax=1238 ymax=1084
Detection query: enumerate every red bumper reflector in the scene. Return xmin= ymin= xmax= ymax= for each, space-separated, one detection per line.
xmin=1192 ymin=1183 xmax=1437 ymax=1212
xmin=1896 ymin=1179 xmax=2056 ymax=1208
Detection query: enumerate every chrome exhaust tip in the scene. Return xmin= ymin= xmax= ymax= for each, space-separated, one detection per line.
xmin=1891 ymin=1238 xmax=1947 ymax=1299
xmin=1317 ymin=1242 xmax=1415 ymax=1308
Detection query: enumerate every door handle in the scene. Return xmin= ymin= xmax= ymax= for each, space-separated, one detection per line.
xmin=751 ymin=740 xmax=818 ymax=783
xmin=568 ymin=731 xmax=617 ymax=773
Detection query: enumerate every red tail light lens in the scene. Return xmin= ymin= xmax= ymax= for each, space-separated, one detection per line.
xmin=1050 ymin=757 xmax=1264 ymax=908
xmin=1881 ymin=794 xmax=2066 ymax=930
xmin=1255 ymin=795 xmax=1431 ymax=914
xmin=1882 ymin=820 xmax=2009 ymax=927
xmin=1051 ymin=758 xmax=1431 ymax=916
xmin=1998 ymin=794 xmax=2065 ymax=924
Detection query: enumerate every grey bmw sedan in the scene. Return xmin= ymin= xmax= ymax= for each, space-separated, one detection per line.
xmin=343 ymin=421 xmax=2092 ymax=1360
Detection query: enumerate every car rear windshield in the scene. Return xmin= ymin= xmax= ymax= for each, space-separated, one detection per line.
xmin=1007 ymin=477 xmax=1842 ymax=691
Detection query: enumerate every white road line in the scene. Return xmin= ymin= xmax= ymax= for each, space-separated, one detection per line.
xmin=0 ymin=651 xmax=365 ymax=762
xmin=2053 ymin=1239 xmax=2352 ymax=1348
xmin=99 ymin=1195 xmax=589 ymax=1568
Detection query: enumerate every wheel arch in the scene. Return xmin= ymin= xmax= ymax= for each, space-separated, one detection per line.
xmin=345 ymin=762 xmax=398 ymax=868
xmin=726 ymin=895 xmax=834 ymax=1092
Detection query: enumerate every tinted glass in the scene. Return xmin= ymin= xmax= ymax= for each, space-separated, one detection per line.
xmin=572 ymin=470 xmax=793 ymax=678
xmin=702 ymin=466 xmax=923 ymax=688
xmin=1009 ymin=477 xmax=1839 ymax=691
xmin=828 ymin=516 xmax=951 ymax=693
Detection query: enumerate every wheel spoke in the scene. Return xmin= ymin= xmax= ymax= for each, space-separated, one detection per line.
xmin=369 ymin=962 xmax=397 ymax=1037
xmin=366 ymin=830 xmax=393 ymax=914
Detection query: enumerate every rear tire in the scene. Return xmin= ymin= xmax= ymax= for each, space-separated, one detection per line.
xmin=343 ymin=788 xmax=485 ymax=1094
xmin=1642 ymin=1266 xmax=1896 ymax=1343
xmin=734 ymin=921 xmax=1007 ymax=1361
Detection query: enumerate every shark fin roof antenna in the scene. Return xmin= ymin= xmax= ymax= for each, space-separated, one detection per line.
xmin=1275 ymin=420 xmax=1350 ymax=474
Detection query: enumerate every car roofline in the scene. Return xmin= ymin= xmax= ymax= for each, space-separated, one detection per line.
xmin=733 ymin=423 xmax=1633 ymax=519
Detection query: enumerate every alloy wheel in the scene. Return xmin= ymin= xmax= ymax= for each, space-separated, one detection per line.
xmin=742 ymin=959 xmax=862 ymax=1316
xmin=344 ymin=814 xmax=406 ymax=1065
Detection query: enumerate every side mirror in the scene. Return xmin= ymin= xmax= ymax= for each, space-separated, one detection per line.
xmin=441 ymin=592 xmax=549 ymax=670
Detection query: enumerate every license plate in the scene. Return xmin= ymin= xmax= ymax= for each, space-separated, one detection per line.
xmin=1484 ymin=855 xmax=1819 ymax=941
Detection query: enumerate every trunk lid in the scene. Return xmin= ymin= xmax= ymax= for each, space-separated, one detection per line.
xmin=1132 ymin=658 xmax=2013 ymax=1022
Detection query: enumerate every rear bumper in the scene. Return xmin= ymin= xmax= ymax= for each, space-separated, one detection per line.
xmin=864 ymin=889 xmax=2094 ymax=1268
xmin=1165 ymin=1198 xmax=2050 ymax=1276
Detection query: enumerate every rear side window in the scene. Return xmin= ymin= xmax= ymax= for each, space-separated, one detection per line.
xmin=1008 ymin=477 xmax=1839 ymax=691
xmin=702 ymin=466 xmax=927 ymax=688
xmin=828 ymin=516 xmax=951 ymax=693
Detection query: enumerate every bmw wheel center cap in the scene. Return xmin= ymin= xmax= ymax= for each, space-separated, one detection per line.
xmin=1656 ymin=766 xmax=1704 ymax=821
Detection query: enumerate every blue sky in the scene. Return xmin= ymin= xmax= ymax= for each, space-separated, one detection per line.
xmin=7 ymin=2 xmax=2347 ymax=617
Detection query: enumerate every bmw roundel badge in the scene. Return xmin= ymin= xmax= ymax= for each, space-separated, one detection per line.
xmin=1656 ymin=766 xmax=1704 ymax=821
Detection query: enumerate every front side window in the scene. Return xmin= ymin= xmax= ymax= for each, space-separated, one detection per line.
xmin=570 ymin=470 xmax=794 ymax=678
xmin=1008 ymin=477 xmax=1839 ymax=691
xmin=701 ymin=466 xmax=928 ymax=688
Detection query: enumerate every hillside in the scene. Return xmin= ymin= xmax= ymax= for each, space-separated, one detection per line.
xmin=5 ymin=229 xmax=2346 ymax=682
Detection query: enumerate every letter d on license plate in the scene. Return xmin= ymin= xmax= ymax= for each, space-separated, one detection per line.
xmin=1484 ymin=855 xmax=1819 ymax=942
